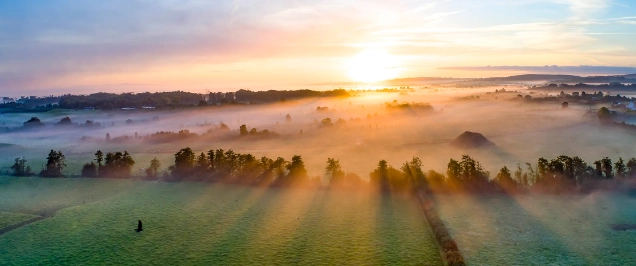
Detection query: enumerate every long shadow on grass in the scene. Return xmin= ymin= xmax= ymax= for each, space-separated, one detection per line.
xmin=277 ymin=188 xmax=331 ymax=264
xmin=374 ymin=193 xmax=410 ymax=265
xmin=193 ymin=185 xmax=293 ymax=264
xmin=128 ymin=182 xmax=271 ymax=264
xmin=453 ymin=194 xmax=586 ymax=265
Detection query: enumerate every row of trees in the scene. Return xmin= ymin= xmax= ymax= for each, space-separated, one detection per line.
xmin=58 ymin=91 xmax=203 ymax=109
xmin=81 ymin=150 xmax=136 ymax=178
xmin=8 ymin=151 xmax=66 ymax=177
xmin=10 ymin=150 xmax=636 ymax=194
xmin=234 ymin=89 xmax=349 ymax=103
xmin=166 ymin=147 xmax=313 ymax=186
xmin=370 ymin=154 xmax=636 ymax=194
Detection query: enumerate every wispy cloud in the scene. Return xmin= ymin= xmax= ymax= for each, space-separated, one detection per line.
xmin=440 ymin=65 xmax=636 ymax=74
xmin=0 ymin=0 xmax=634 ymax=94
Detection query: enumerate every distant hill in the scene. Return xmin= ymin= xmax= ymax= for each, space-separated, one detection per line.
xmin=451 ymin=131 xmax=495 ymax=148
xmin=473 ymin=74 xmax=636 ymax=84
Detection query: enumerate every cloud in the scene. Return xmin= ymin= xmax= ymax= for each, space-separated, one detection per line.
xmin=440 ymin=65 xmax=636 ymax=75
xmin=0 ymin=0 xmax=634 ymax=94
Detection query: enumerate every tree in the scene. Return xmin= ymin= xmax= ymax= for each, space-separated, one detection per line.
xmin=286 ymin=155 xmax=308 ymax=182
xmin=81 ymin=162 xmax=98 ymax=177
xmin=11 ymin=157 xmax=33 ymax=176
xmin=198 ymin=99 xmax=208 ymax=106
xmin=171 ymin=147 xmax=196 ymax=180
xmin=601 ymin=157 xmax=613 ymax=179
xmin=320 ymin=118 xmax=333 ymax=127
xmin=494 ymin=166 xmax=515 ymax=191
xmin=561 ymin=102 xmax=569 ymax=109
xmin=370 ymin=160 xmax=390 ymax=192
xmin=24 ymin=117 xmax=44 ymax=127
xmin=286 ymin=114 xmax=292 ymax=122
xmin=326 ymin=158 xmax=344 ymax=186
xmin=101 ymin=151 xmax=135 ymax=178
xmin=146 ymin=157 xmax=161 ymax=179
xmin=401 ymin=157 xmax=427 ymax=191
xmin=446 ymin=158 xmax=461 ymax=183
xmin=598 ymin=107 xmax=611 ymax=122
xmin=627 ymin=158 xmax=636 ymax=177
xmin=594 ymin=160 xmax=603 ymax=178
xmin=239 ymin=125 xmax=248 ymax=136
xmin=40 ymin=150 xmax=66 ymax=177
xmin=58 ymin=116 xmax=73 ymax=125
xmin=514 ymin=164 xmax=528 ymax=189
xmin=195 ymin=152 xmax=209 ymax=176
xmin=615 ymin=157 xmax=626 ymax=178
xmin=95 ymin=150 xmax=104 ymax=167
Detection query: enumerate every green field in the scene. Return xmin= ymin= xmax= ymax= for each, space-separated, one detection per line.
xmin=0 ymin=212 xmax=39 ymax=230
xmin=0 ymin=176 xmax=442 ymax=265
xmin=435 ymin=194 xmax=636 ymax=265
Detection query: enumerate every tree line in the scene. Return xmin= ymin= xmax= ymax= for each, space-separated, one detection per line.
xmin=9 ymin=150 xmax=636 ymax=194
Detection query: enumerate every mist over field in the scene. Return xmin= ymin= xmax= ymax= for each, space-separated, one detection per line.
xmin=1 ymin=87 xmax=632 ymax=178
xmin=3 ymin=0 xmax=636 ymax=264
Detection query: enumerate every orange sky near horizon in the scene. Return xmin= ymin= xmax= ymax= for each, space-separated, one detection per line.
xmin=1 ymin=0 xmax=636 ymax=95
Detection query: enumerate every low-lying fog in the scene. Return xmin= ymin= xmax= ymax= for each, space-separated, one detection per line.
xmin=1 ymin=87 xmax=632 ymax=178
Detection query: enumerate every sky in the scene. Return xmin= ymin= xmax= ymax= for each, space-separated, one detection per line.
xmin=1 ymin=0 xmax=636 ymax=95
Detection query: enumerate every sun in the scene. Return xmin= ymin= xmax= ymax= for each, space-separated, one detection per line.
xmin=346 ymin=49 xmax=400 ymax=83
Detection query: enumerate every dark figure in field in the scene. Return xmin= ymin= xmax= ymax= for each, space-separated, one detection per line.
xmin=136 ymin=220 xmax=143 ymax=232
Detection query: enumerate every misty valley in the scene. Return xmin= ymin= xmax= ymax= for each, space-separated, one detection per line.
xmin=2 ymin=80 xmax=636 ymax=265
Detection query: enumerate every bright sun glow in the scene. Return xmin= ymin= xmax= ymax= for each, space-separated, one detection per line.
xmin=347 ymin=49 xmax=400 ymax=83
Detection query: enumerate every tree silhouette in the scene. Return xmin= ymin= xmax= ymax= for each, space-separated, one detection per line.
xmin=101 ymin=151 xmax=136 ymax=178
xmin=286 ymin=155 xmax=308 ymax=183
xmin=326 ymin=158 xmax=344 ymax=186
xmin=239 ymin=125 xmax=248 ymax=136
xmin=146 ymin=157 xmax=161 ymax=180
xmin=11 ymin=157 xmax=33 ymax=176
xmin=627 ymin=158 xmax=636 ymax=177
xmin=40 ymin=150 xmax=66 ymax=177
xmin=58 ymin=116 xmax=73 ymax=125
xmin=598 ymin=107 xmax=612 ymax=122
xmin=495 ymin=166 xmax=515 ymax=191
xmin=170 ymin=147 xmax=196 ymax=180
xmin=615 ymin=157 xmax=626 ymax=178
xmin=81 ymin=162 xmax=97 ymax=177
xmin=24 ymin=117 xmax=44 ymax=127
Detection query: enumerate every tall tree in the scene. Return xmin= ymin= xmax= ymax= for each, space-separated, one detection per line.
xmin=40 ymin=150 xmax=66 ymax=177
xmin=146 ymin=157 xmax=161 ymax=179
xmin=326 ymin=158 xmax=344 ymax=186
xmin=171 ymin=147 xmax=196 ymax=180
xmin=615 ymin=157 xmax=626 ymax=178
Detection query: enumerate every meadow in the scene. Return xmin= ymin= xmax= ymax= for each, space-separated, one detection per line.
xmin=0 ymin=176 xmax=442 ymax=265
xmin=435 ymin=193 xmax=636 ymax=265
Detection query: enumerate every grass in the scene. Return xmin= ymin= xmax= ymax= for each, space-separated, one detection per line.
xmin=435 ymin=193 xmax=636 ymax=266
xmin=0 ymin=212 xmax=39 ymax=230
xmin=0 ymin=175 xmax=140 ymax=214
xmin=0 ymin=177 xmax=442 ymax=265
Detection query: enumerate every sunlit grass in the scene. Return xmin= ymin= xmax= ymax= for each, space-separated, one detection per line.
xmin=0 ymin=178 xmax=442 ymax=265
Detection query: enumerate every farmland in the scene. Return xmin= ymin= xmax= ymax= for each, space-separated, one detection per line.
xmin=0 ymin=176 xmax=442 ymax=265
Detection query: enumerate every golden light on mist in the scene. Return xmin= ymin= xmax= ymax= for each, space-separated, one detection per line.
xmin=346 ymin=49 xmax=400 ymax=83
